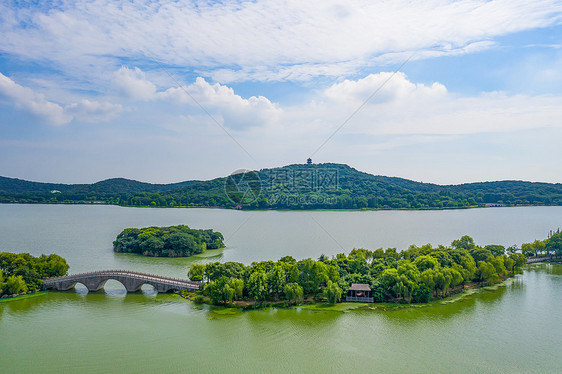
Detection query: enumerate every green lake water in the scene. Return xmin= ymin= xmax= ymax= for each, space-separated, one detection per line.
xmin=1 ymin=205 xmax=561 ymax=373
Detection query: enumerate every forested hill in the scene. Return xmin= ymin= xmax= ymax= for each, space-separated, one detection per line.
xmin=1 ymin=163 xmax=561 ymax=209
xmin=0 ymin=176 xmax=197 ymax=201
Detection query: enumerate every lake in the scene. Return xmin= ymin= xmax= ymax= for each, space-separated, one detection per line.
xmin=1 ymin=204 xmax=561 ymax=373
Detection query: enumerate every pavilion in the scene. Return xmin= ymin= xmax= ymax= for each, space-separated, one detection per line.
xmin=346 ymin=283 xmax=374 ymax=303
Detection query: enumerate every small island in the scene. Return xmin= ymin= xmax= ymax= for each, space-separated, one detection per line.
xmin=185 ymin=232 xmax=562 ymax=307
xmin=0 ymin=252 xmax=69 ymax=299
xmin=113 ymin=225 xmax=225 ymax=257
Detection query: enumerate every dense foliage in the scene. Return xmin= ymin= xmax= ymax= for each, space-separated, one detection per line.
xmin=520 ymin=229 xmax=562 ymax=258
xmin=188 ymin=235 xmax=527 ymax=306
xmin=113 ymin=225 xmax=224 ymax=257
xmin=0 ymin=252 xmax=69 ymax=296
xmin=2 ymin=163 xmax=561 ymax=209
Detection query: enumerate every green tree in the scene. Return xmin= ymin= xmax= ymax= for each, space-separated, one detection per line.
xmin=476 ymin=261 xmax=498 ymax=284
xmin=188 ymin=263 xmax=205 ymax=282
xmin=231 ymin=278 xmax=244 ymax=300
xmin=412 ymin=284 xmax=432 ymax=303
xmin=167 ymin=232 xmax=198 ymax=256
xmin=267 ymin=265 xmax=287 ymax=298
xmin=449 ymin=268 xmax=464 ymax=289
xmin=471 ymin=248 xmax=493 ymax=263
xmin=204 ymin=262 xmax=222 ymax=282
xmin=434 ymin=269 xmax=452 ymax=297
xmin=485 ymin=245 xmax=505 ymax=257
xmin=204 ymin=276 xmax=243 ymax=305
xmin=379 ymin=268 xmax=403 ymax=299
xmin=522 ymin=240 xmax=546 ymax=257
xmin=284 ymin=282 xmax=304 ymax=304
xmin=248 ymin=271 xmax=268 ymax=301
xmin=489 ymin=256 xmax=507 ymax=278
xmin=4 ymin=275 xmax=28 ymax=295
xmin=140 ymin=236 xmax=165 ymax=256
xmin=325 ymin=280 xmax=342 ymax=304
xmin=509 ymin=253 xmax=526 ymax=270
xmin=503 ymin=256 xmax=515 ymax=273
xmin=451 ymin=235 xmax=476 ymax=250
xmin=287 ymin=265 xmax=300 ymax=284
xmin=419 ymin=269 xmax=437 ymax=296
xmin=546 ymin=232 xmax=562 ymax=256
xmin=413 ymin=255 xmax=440 ymax=272
xmin=279 ymin=256 xmax=296 ymax=265
xmin=521 ymin=242 xmax=535 ymax=257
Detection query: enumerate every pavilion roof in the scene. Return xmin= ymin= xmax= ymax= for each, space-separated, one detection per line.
xmin=349 ymin=283 xmax=371 ymax=291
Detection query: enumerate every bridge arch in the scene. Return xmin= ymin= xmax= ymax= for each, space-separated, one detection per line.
xmin=140 ymin=283 xmax=157 ymax=294
xmin=102 ymin=279 xmax=128 ymax=294
xmin=73 ymin=282 xmax=89 ymax=293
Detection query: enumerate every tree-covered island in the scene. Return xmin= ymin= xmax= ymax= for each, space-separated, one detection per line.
xmin=0 ymin=252 xmax=69 ymax=298
xmin=185 ymin=233 xmax=562 ymax=307
xmin=113 ymin=225 xmax=225 ymax=257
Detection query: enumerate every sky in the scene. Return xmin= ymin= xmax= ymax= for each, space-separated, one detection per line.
xmin=1 ymin=0 xmax=562 ymax=185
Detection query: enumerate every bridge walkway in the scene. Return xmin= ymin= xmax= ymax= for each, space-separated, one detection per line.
xmin=43 ymin=270 xmax=200 ymax=293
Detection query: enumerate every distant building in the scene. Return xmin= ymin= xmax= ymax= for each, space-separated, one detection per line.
xmin=346 ymin=283 xmax=374 ymax=303
xmin=307 ymin=158 xmax=312 ymax=164
xmin=50 ymin=190 xmax=61 ymax=194
xmin=485 ymin=203 xmax=506 ymax=207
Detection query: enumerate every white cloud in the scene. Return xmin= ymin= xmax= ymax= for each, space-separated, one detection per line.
xmin=273 ymin=72 xmax=561 ymax=140
xmin=113 ymin=67 xmax=157 ymax=100
xmin=1 ymin=1 xmax=561 ymax=83
xmin=0 ymin=73 xmax=122 ymax=125
xmin=157 ymin=77 xmax=281 ymax=128
xmin=227 ymin=71 xmax=562 ymax=163
xmin=323 ymin=72 xmax=448 ymax=106
xmin=111 ymin=67 xmax=281 ymax=128
xmin=64 ymin=99 xmax=122 ymax=123
xmin=0 ymin=72 xmax=71 ymax=125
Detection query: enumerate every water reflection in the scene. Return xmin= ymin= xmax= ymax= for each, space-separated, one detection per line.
xmin=527 ymin=262 xmax=562 ymax=275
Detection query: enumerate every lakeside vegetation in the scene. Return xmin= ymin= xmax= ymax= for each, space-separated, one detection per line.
xmin=2 ymin=163 xmax=561 ymax=210
xmin=0 ymin=252 xmax=69 ymax=297
xmin=186 ymin=233 xmax=562 ymax=307
xmin=113 ymin=225 xmax=225 ymax=257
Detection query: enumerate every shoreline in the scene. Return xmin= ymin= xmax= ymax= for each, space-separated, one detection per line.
xmin=0 ymin=201 xmax=557 ymax=212
xmin=178 ymin=276 xmax=521 ymax=313
xmin=0 ymin=291 xmax=49 ymax=303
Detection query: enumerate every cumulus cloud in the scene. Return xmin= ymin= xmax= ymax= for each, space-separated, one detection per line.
xmin=0 ymin=72 xmax=71 ymax=125
xmin=0 ymin=73 xmax=122 ymax=125
xmin=110 ymin=67 xmax=281 ymax=128
xmin=324 ymin=72 xmax=448 ymax=106
xmin=263 ymin=72 xmax=562 ymax=154
xmin=1 ymin=1 xmax=561 ymax=83
xmin=113 ymin=67 xmax=157 ymax=100
xmin=64 ymin=99 xmax=122 ymax=123
xmin=157 ymin=77 xmax=281 ymax=128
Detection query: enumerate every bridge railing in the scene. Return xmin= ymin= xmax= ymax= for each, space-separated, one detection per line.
xmin=526 ymin=255 xmax=562 ymax=263
xmin=43 ymin=270 xmax=199 ymax=287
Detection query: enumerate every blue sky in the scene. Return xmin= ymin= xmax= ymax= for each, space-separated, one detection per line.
xmin=1 ymin=0 xmax=561 ymax=184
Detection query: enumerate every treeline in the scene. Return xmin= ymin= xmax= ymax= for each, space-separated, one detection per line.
xmin=2 ymin=164 xmax=562 ymax=210
xmin=0 ymin=252 xmax=69 ymax=297
xmin=520 ymin=230 xmax=562 ymax=257
xmin=113 ymin=225 xmax=225 ymax=257
xmin=187 ymin=235 xmax=528 ymax=306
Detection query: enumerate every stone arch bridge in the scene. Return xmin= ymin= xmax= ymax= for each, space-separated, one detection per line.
xmin=43 ymin=270 xmax=200 ymax=293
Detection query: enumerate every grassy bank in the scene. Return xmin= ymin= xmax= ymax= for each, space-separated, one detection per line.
xmin=0 ymin=291 xmax=49 ymax=303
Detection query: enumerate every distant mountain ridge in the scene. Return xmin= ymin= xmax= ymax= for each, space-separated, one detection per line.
xmin=0 ymin=176 xmax=197 ymax=194
xmin=1 ymin=163 xmax=561 ymax=209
